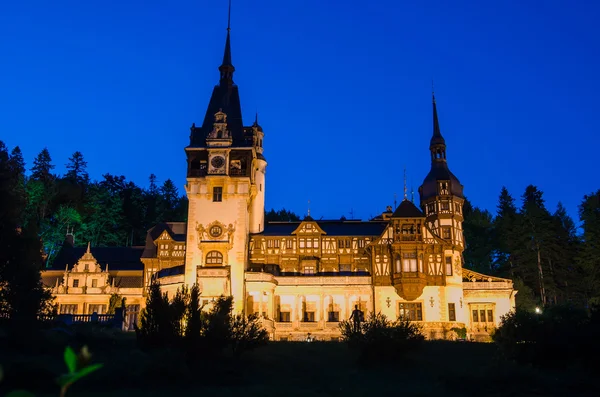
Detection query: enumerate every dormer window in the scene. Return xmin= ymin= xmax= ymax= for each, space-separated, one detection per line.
xmin=427 ymin=203 xmax=436 ymax=214
xmin=439 ymin=182 xmax=450 ymax=195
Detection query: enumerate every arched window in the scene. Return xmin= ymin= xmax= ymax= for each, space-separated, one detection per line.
xmin=206 ymin=251 xmax=223 ymax=266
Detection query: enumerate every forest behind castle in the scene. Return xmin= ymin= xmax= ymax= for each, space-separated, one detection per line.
xmin=1 ymin=142 xmax=599 ymax=313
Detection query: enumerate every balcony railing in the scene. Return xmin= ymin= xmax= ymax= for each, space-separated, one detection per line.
xmin=463 ymin=281 xmax=513 ymax=290
xmin=229 ymin=168 xmax=247 ymax=176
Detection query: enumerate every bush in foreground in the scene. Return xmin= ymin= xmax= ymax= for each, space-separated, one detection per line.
xmin=339 ymin=312 xmax=424 ymax=365
xmin=136 ymin=283 xmax=268 ymax=359
xmin=493 ymin=304 xmax=599 ymax=369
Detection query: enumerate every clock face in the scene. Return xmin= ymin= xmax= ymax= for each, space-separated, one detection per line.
xmin=211 ymin=156 xmax=225 ymax=169
xmin=210 ymin=225 xmax=223 ymax=238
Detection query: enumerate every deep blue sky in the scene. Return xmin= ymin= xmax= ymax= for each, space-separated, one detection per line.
xmin=1 ymin=0 xmax=598 ymax=224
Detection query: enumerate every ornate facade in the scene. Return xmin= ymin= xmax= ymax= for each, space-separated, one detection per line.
xmin=41 ymin=21 xmax=516 ymax=341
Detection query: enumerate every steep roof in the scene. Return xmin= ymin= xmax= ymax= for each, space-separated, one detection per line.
xmin=392 ymin=200 xmax=425 ymax=218
xmin=142 ymin=222 xmax=187 ymax=258
xmin=49 ymin=244 xmax=144 ymax=271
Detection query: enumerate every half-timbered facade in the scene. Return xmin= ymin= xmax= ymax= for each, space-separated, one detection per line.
xmin=41 ymin=19 xmax=516 ymax=341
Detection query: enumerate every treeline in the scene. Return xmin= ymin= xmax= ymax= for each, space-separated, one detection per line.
xmin=462 ymin=185 xmax=600 ymax=309
xmin=0 ymin=142 xmax=188 ymax=266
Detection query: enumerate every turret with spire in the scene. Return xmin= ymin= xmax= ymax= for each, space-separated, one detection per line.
xmin=218 ymin=0 xmax=235 ymax=85
xmin=418 ymin=90 xmax=465 ymax=248
xmin=188 ymin=0 xmax=245 ymax=147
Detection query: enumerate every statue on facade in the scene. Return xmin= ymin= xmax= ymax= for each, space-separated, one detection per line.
xmin=227 ymin=223 xmax=235 ymax=243
xmin=196 ymin=222 xmax=205 ymax=241
xmin=349 ymin=305 xmax=364 ymax=332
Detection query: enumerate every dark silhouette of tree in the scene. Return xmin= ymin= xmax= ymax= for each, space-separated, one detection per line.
xmin=65 ymin=151 xmax=89 ymax=185
xmin=462 ymin=197 xmax=495 ymax=273
xmin=0 ymin=141 xmax=52 ymax=324
xmin=578 ymin=190 xmax=600 ymax=306
xmin=265 ymin=208 xmax=300 ymax=222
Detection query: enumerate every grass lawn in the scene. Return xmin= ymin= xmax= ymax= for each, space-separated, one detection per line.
xmin=2 ymin=332 xmax=597 ymax=397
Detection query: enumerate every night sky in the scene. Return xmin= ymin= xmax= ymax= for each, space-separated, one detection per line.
xmin=1 ymin=0 xmax=598 ymax=223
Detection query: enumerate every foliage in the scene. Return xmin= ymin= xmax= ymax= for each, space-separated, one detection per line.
xmin=107 ymin=293 xmax=124 ymax=315
xmin=136 ymin=281 xmax=173 ymax=348
xmin=0 ymin=345 xmax=102 ymax=397
xmin=339 ymin=312 xmax=424 ymax=365
xmin=265 ymin=208 xmax=300 ymax=222
xmin=450 ymin=326 xmax=467 ymax=339
xmin=136 ymin=287 xmax=269 ymax=358
xmin=58 ymin=346 xmax=103 ymax=397
xmin=493 ymin=305 xmax=597 ymax=370
xmin=229 ymin=313 xmax=269 ymax=357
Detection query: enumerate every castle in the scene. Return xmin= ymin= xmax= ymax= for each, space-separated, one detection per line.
xmin=41 ymin=17 xmax=516 ymax=341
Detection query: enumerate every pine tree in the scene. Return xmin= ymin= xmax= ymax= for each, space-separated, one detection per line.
xmin=578 ymin=190 xmax=600 ymax=306
xmin=462 ymin=198 xmax=495 ymax=273
xmin=519 ymin=185 xmax=555 ymax=306
xmin=493 ymin=187 xmax=520 ymax=277
xmin=65 ymin=151 xmax=89 ymax=185
xmin=548 ymin=202 xmax=581 ymax=304
xmin=0 ymin=141 xmax=52 ymax=323
xmin=30 ymin=148 xmax=55 ymax=186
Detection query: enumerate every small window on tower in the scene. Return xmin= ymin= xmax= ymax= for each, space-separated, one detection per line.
xmin=442 ymin=227 xmax=452 ymax=240
xmin=427 ymin=203 xmax=435 ymax=214
xmin=213 ymin=187 xmax=223 ymax=202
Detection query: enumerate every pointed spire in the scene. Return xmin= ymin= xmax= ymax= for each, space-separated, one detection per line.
xmin=219 ymin=0 xmax=235 ymax=85
xmin=86 ymin=241 xmax=91 ymax=254
xmin=432 ymin=91 xmax=443 ymax=140
xmin=430 ymin=89 xmax=447 ymax=162
xmin=403 ymin=166 xmax=408 ymax=200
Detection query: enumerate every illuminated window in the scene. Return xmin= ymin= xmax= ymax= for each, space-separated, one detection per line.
xmin=441 ymin=201 xmax=450 ymax=211
xmin=448 ymin=303 xmax=456 ymax=321
xmin=358 ymin=239 xmax=365 ymax=248
xmin=72 ymin=279 xmax=79 ymax=288
xmin=445 ymin=256 xmax=453 ymax=276
xmin=213 ymin=186 xmax=223 ymax=202
xmin=206 ymin=251 xmax=223 ymax=266
xmin=88 ymin=304 xmax=106 ymax=314
xmin=60 ymin=304 xmax=77 ymax=314
xmin=274 ymin=240 xmax=280 ymax=248
xmin=399 ymin=302 xmax=422 ymax=321
xmin=328 ymin=311 xmax=339 ymax=322
xmin=402 ymin=253 xmax=417 ymax=272
xmin=304 ymin=266 xmax=315 ymax=275
xmin=286 ymin=239 xmax=293 ymax=249
xmin=442 ymin=227 xmax=451 ymax=239
xmin=279 ymin=312 xmax=291 ymax=322
xmin=427 ymin=203 xmax=435 ymax=214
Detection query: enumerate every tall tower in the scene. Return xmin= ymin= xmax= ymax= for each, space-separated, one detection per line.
xmin=418 ymin=92 xmax=465 ymax=249
xmin=418 ymin=92 xmax=467 ymax=324
xmin=184 ymin=7 xmax=267 ymax=313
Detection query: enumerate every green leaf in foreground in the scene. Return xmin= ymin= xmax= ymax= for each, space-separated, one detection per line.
xmin=63 ymin=346 xmax=77 ymax=374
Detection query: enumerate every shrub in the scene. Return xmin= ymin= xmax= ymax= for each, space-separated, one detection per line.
xmin=339 ymin=312 xmax=424 ymax=365
xmin=493 ymin=305 xmax=593 ymax=369
xmin=136 ymin=287 xmax=269 ymax=359
xmin=229 ymin=313 xmax=269 ymax=357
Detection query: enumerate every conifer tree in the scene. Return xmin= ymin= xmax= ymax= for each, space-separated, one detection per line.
xmin=493 ymin=187 xmax=520 ymax=277
xmin=578 ymin=190 xmax=600 ymax=305
xmin=30 ymin=147 xmax=55 ymax=186
xmin=463 ymin=198 xmax=495 ymax=273
xmin=65 ymin=151 xmax=89 ymax=185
